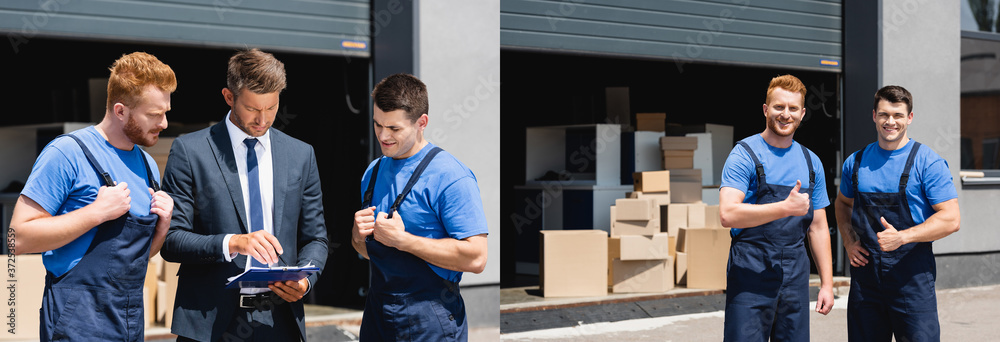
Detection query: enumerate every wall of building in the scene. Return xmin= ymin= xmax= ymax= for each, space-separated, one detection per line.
xmin=880 ymin=0 xmax=986 ymax=254
xmin=416 ymin=0 xmax=501 ymax=328
xmin=416 ymin=0 xmax=501 ymax=286
xmin=876 ymin=0 xmax=1000 ymax=291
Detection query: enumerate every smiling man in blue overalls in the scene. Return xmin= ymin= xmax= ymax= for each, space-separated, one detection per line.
xmin=10 ymin=52 xmax=176 ymax=341
xmin=720 ymin=74 xmax=835 ymax=342
xmin=835 ymin=85 xmax=960 ymax=342
xmin=351 ymin=73 xmax=489 ymax=341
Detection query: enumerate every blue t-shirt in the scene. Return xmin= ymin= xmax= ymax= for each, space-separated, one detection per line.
xmin=20 ymin=126 xmax=158 ymax=277
xmin=360 ymin=143 xmax=489 ymax=283
xmin=721 ymin=134 xmax=830 ymax=233
xmin=840 ymin=139 xmax=957 ymax=225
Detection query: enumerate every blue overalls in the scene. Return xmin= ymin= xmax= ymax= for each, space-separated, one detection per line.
xmin=359 ymin=147 xmax=468 ymax=342
xmin=724 ymin=141 xmax=815 ymax=342
xmin=39 ymin=134 xmax=159 ymax=341
xmin=847 ymin=142 xmax=940 ymax=342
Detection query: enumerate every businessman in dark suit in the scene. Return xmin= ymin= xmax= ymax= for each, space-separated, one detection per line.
xmin=160 ymin=48 xmax=328 ymax=341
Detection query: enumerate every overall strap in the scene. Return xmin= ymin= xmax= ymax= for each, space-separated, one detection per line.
xmin=362 ymin=147 xmax=445 ymax=219
xmin=799 ymin=143 xmax=816 ymax=190
xmin=62 ymin=134 xmax=160 ymax=191
xmin=142 ymin=152 xmax=160 ymax=192
xmin=62 ymin=134 xmax=116 ymax=187
xmin=737 ymin=141 xmax=766 ymax=188
xmin=852 ymin=145 xmax=866 ymax=195
xmin=900 ymin=141 xmax=923 ymax=192
xmin=362 ymin=159 xmax=382 ymax=209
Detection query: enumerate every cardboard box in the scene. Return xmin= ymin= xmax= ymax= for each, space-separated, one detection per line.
xmin=540 ymin=230 xmax=608 ymax=297
xmin=145 ymin=255 xmax=161 ymax=327
xmin=670 ymin=169 xmax=703 ymax=203
xmin=669 ymin=235 xmax=677 ymax=259
xmin=6 ymin=255 xmax=46 ymax=341
xmin=615 ymin=198 xmax=654 ymax=221
xmin=157 ymin=281 xmax=167 ymax=323
xmin=669 ymin=124 xmax=732 ymax=185
xmin=675 ymin=251 xmax=688 ymax=285
xmin=687 ymin=202 xmax=707 ymax=228
xmin=636 ymin=113 xmax=666 ymax=132
xmin=660 ymin=136 xmax=698 ymax=150
xmin=705 ymin=205 xmax=723 ymax=228
xmin=611 ymin=257 xmax=674 ymax=293
xmin=143 ymin=288 xmax=153 ymax=328
xmin=633 ymin=170 xmax=670 ymax=193
xmin=681 ymin=227 xmax=731 ymax=290
xmin=662 ymin=204 xmax=688 ymax=236
xmin=662 ymin=150 xmax=695 ymax=169
xmin=164 ymin=261 xmax=180 ymax=327
xmin=611 ymin=218 xmax=660 ymax=237
xmin=609 ymin=234 xmax=670 ymax=260
xmin=608 ymin=234 xmax=669 ymax=286
xmin=635 ymin=191 xmax=670 ymax=206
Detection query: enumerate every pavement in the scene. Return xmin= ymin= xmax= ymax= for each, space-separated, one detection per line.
xmin=142 ymin=304 xmax=501 ymax=342
xmin=500 ymin=284 xmax=1000 ymax=341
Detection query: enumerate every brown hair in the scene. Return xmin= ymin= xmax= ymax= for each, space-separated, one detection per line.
xmin=226 ymin=48 xmax=286 ymax=97
xmin=873 ymin=85 xmax=913 ymax=113
xmin=765 ymin=74 xmax=807 ymax=105
xmin=106 ymin=52 xmax=177 ymax=110
xmin=371 ymin=73 xmax=428 ymax=122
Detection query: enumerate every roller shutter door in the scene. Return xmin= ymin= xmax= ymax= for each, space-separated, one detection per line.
xmin=1 ymin=0 xmax=369 ymax=56
xmin=501 ymin=0 xmax=841 ymax=72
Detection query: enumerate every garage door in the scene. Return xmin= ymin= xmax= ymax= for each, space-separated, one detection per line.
xmin=501 ymin=0 xmax=841 ymax=72
xmin=1 ymin=0 xmax=369 ymax=56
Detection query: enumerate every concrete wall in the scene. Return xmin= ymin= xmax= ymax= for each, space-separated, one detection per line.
xmin=880 ymin=0 xmax=991 ymax=254
xmin=416 ymin=0 xmax=501 ymax=284
xmin=880 ymin=0 xmax=960 ymax=181
xmin=415 ymin=0 xmax=500 ymax=331
xmin=877 ymin=0 xmax=1000 ymax=290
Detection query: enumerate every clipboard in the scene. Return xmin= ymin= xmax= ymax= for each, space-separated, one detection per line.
xmin=225 ymin=266 xmax=320 ymax=289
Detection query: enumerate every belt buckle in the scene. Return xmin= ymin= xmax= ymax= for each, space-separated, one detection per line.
xmin=239 ymin=294 xmax=257 ymax=309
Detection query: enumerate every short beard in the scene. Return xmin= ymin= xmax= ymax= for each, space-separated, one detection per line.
xmin=124 ymin=115 xmax=158 ymax=147
xmin=767 ymin=117 xmax=798 ymax=137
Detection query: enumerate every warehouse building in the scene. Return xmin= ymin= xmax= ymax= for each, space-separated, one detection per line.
xmin=0 ymin=0 xmax=500 ymax=339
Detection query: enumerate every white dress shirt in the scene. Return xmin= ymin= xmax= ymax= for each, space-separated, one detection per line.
xmin=220 ymin=112 xmax=276 ymax=294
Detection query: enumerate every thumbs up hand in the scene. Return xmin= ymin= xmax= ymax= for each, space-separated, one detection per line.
xmin=783 ymin=180 xmax=811 ymax=217
xmin=877 ymin=217 xmax=905 ymax=252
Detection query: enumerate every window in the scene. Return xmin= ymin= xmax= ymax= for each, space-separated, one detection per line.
xmin=961 ymin=1 xmax=1000 ymax=170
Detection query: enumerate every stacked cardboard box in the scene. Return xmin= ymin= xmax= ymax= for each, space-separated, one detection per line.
xmin=660 ymin=136 xmax=703 ymax=204
xmin=608 ymin=234 xmax=674 ymax=293
xmin=540 ymin=230 xmax=608 ymax=297
xmin=675 ymin=204 xmax=730 ymax=289
xmin=631 ymin=170 xmax=670 ymax=205
xmin=660 ymin=136 xmax=697 ymax=169
xmin=610 ymin=198 xmax=660 ymax=237
xmin=607 ymin=196 xmax=674 ymax=293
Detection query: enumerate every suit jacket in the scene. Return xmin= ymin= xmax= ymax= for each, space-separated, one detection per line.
xmin=160 ymin=121 xmax=328 ymax=341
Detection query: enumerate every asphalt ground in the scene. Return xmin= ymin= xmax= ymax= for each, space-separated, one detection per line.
xmin=500 ymin=284 xmax=1000 ymax=342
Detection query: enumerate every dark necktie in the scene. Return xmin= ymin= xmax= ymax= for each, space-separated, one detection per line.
xmin=244 ymin=138 xmax=266 ymax=268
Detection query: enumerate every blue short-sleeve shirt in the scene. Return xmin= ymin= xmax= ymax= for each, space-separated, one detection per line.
xmin=840 ymin=139 xmax=957 ymax=225
xmin=20 ymin=126 xmax=158 ymax=277
xmin=721 ymin=134 xmax=830 ymax=234
xmin=360 ymin=143 xmax=489 ymax=283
